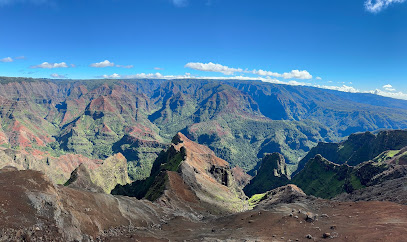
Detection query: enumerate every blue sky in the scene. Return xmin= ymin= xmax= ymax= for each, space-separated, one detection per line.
xmin=0 ymin=0 xmax=406 ymax=99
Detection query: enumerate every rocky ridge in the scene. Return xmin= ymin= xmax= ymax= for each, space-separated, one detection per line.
xmin=113 ymin=132 xmax=248 ymax=214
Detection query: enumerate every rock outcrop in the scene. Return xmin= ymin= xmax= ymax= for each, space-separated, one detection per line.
xmin=113 ymin=132 xmax=248 ymax=214
xmin=243 ymin=153 xmax=290 ymax=197
xmin=2 ymin=165 xmax=407 ymax=241
xmin=64 ymin=164 xmax=104 ymax=193
xmin=0 ymin=166 xmax=162 ymax=241
xmin=295 ymin=130 xmax=407 ymax=175
xmin=292 ymin=152 xmax=407 ymax=199
xmin=255 ymin=184 xmax=307 ymax=209
xmin=231 ymin=166 xmax=252 ymax=188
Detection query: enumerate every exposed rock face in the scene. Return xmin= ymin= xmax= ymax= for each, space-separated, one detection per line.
xmin=334 ymin=176 xmax=407 ymax=205
xmin=243 ymin=153 xmax=290 ymax=197
xmin=2 ymin=166 xmax=407 ymax=241
xmin=89 ymin=153 xmax=131 ymax=193
xmin=0 ymin=148 xmax=130 ymax=194
xmin=256 ymin=184 xmax=307 ymax=209
xmin=174 ymin=133 xmax=248 ymax=213
xmin=113 ymin=132 xmax=248 ymax=214
xmin=292 ymin=155 xmax=354 ymax=199
xmin=0 ymin=147 xmax=102 ymax=184
xmin=3 ymin=78 xmax=407 ymax=183
xmin=231 ymin=166 xmax=252 ymax=188
xmin=0 ymin=166 xmax=162 ymax=241
xmin=292 ymin=152 xmax=407 ymax=199
xmin=64 ymin=164 xmax=104 ymax=193
xmin=295 ymin=130 xmax=407 ymax=175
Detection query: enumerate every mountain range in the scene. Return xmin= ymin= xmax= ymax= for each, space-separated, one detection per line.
xmin=1 ymin=77 xmax=407 ymax=240
xmin=1 ymin=77 xmax=407 ymax=185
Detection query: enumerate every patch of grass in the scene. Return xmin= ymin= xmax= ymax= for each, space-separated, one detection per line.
xmin=144 ymin=172 xmax=168 ymax=201
xmin=373 ymin=150 xmax=400 ymax=163
xmin=292 ymin=156 xmax=350 ymax=199
xmin=248 ymin=193 xmax=268 ymax=207
xmin=349 ymin=173 xmax=364 ymax=190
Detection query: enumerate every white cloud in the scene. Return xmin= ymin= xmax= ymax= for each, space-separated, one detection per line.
xmin=102 ymin=73 xmax=121 ymax=79
xmin=383 ymin=84 xmax=396 ymax=91
xmin=154 ymin=67 xmax=164 ymax=70
xmin=287 ymin=80 xmax=309 ymax=86
xmin=90 ymin=60 xmax=115 ymax=68
xmin=185 ymin=62 xmax=243 ymax=75
xmin=91 ymin=60 xmax=133 ymax=68
xmin=31 ymin=62 xmax=68 ymax=68
xmin=116 ymin=64 xmax=134 ymax=69
xmin=172 ymin=0 xmax=188 ymax=7
xmin=101 ymin=72 xmax=262 ymax=81
xmin=251 ymin=69 xmax=281 ymax=77
xmin=185 ymin=62 xmax=313 ymax=80
xmin=251 ymin=68 xmax=313 ymax=80
xmin=15 ymin=56 xmax=25 ymax=60
xmin=315 ymin=84 xmax=360 ymax=93
xmin=96 ymin=72 xmax=407 ymax=100
xmin=50 ymin=73 xmax=66 ymax=78
xmin=371 ymin=89 xmax=407 ymax=100
xmin=365 ymin=0 xmax=406 ymax=13
xmin=0 ymin=57 xmax=13 ymax=62
xmin=311 ymin=84 xmax=407 ymax=100
xmin=281 ymin=70 xmax=312 ymax=80
xmin=316 ymin=77 xmax=322 ymax=80
xmin=123 ymin=73 xmax=164 ymax=79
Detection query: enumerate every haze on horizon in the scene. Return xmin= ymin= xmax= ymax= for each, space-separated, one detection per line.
xmin=0 ymin=0 xmax=406 ymax=99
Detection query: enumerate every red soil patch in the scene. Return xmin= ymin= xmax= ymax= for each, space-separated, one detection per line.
xmin=166 ymin=171 xmax=200 ymax=204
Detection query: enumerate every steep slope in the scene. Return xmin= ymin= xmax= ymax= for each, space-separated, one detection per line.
xmin=0 ymin=166 xmax=165 ymax=241
xmin=229 ymin=80 xmax=407 ymax=136
xmin=185 ymin=118 xmax=332 ymax=173
xmin=64 ymin=163 xmax=104 ymax=193
xmin=243 ymin=153 xmax=290 ymax=197
xmin=0 ymin=147 xmax=130 ymax=193
xmin=292 ymin=153 xmax=407 ymax=199
xmin=231 ymin=166 xmax=252 ymax=188
xmin=112 ymin=133 xmax=247 ymax=214
xmin=295 ymin=130 xmax=407 ymax=175
xmin=292 ymin=155 xmax=356 ymax=198
xmin=334 ymin=176 xmax=407 ymax=204
xmin=2 ymin=166 xmax=407 ymax=241
xmin=89 ymin=153 xmax=131 ymax=193
xmin=1 ymin=77 xmax=407 ymax=182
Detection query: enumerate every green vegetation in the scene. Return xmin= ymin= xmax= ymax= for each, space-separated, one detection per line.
xmin=292 ymin=154 xmax=392 ymax=199
xmin=243 ymin=153 xmax=290 ymax=197
xmin=292 ymin=155 xmax=351 ymax=199
xmin=373 ymin=150 xmax=400 ymax=163
xmin=248 ymin=193 xmax=268 ymax=207
xmin=1 ymin=78 xmax=407 ymax=187
xmin=144 ymin=172 xmax=168 ymax=201
xmin=349 ymin=174 xmax=364 ymax=190
xmin=295 ymin=130 xmax=407 ymax=175
xmin=111 ymin=146 xmax=186 ymax=200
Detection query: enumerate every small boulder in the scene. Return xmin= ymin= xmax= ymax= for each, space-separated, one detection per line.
xmin=305 ymin=212 xmax=317 ymax=222
xmin=305 ymin=234 xmax=313 ymax=239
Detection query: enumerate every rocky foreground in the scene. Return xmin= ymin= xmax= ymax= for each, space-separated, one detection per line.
xmin=1 ymin=166 xmax=407 ymax=241
xmin=1 ymin=134 xmax=407 ymax=241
